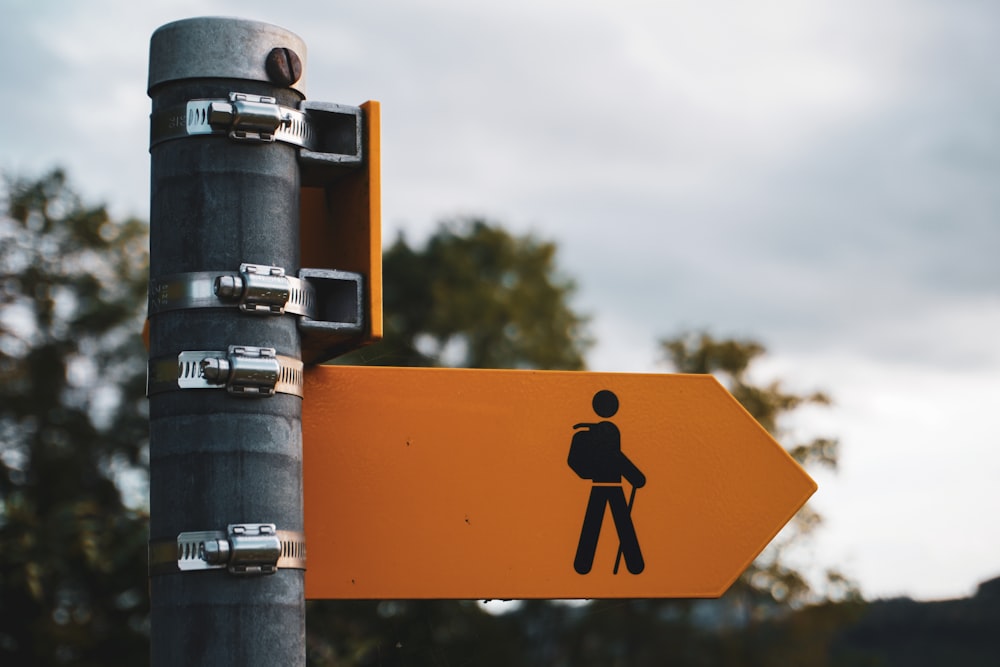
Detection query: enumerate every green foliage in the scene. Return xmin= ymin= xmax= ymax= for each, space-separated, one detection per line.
xmin=660 ymin=330 xmax=849 ymax=611
xmin=661 ymin=331 xmax=836 ymax=465
xmin=350 ymin=219 xmax=591 ymax=369
xmin=1 ymin=171 xmax=874 ymax=665
xmin=0 ymin=170 xmax=150 ymax=665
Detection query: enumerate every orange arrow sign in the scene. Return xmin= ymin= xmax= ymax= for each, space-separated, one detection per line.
xmin=303 ymin=366 xmax=816 ymax=599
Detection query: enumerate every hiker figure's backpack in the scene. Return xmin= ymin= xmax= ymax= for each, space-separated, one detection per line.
xmin=568 ymin=422 xmax=601 ymax=480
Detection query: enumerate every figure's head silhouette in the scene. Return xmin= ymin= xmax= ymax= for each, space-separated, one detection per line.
xmin=592 ymin=390 xmax=618 ymax=418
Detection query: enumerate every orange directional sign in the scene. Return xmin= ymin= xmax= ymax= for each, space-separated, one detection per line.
xmin=303 ymin=365 xmax=816 ymax=600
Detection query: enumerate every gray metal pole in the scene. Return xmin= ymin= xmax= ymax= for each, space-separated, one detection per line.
xmin=147 ymin=18 xmax=307 ymax=666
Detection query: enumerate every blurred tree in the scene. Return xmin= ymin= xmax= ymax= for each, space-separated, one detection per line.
xmin=0 ymin=170 xmax=149 ymax=665
xmin=345 ymin=219 xmax=590 ymax=369
xmin=0 ymin=171 xmax=860 ymax=665
xmin=660 ymin=331 xmax=851 ymax=613
xmin=307 ymin=219 xmax=591 ymax=665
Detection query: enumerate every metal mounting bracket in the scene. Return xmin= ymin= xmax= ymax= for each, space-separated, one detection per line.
xmin=146 ymin=346 xmax=304 ymax=397
xmin=298 ymin=101 xmax=363 ymax=186
xmin=148 ymin=523 xmax=306 ymax=576
xmin=298 ymin=268 xmax=365 ymax=364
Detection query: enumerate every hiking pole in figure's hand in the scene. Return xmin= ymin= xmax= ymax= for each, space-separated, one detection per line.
xmin=614 ymin=483 xmax=639 ymax=575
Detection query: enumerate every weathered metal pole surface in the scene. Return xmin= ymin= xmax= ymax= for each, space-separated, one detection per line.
xmin=147 ymin=18 xmax=307 ymax=665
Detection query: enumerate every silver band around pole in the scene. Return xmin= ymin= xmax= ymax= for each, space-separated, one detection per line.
xmin=147 ymin=346 xmax=304 ymax=398
xmin=149 ymin=524 xmax=306 ymax=576
xmin=150 ymin=92 xmax=317 ymax=149
xmin=149 ymin=264 xmax=316 ymax=318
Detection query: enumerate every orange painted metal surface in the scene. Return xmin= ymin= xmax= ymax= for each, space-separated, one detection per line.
xmin=303 ymin=365 xmax=816 ymax=600
xmin=299 ymin=100 xmax=382 ymax=344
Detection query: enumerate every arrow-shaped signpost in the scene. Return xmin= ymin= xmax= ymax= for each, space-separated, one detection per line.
xmin=303 ymin=365 xmax=817 ymax=600
xmin=142 ymin=15 xmax=819 ymax=665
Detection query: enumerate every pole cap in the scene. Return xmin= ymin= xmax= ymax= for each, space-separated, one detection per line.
xmin=148 ymin=17 xmax=307 ymax=96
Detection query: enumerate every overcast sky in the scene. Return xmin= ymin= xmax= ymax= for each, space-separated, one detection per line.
xmin=2 ymin=0 xmax=998 ymax=602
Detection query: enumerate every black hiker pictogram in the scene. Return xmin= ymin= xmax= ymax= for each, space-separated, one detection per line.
xmin=568 ymin=389 xmax=645 ymax=575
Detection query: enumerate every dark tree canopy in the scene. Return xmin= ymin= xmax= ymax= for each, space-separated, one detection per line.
xmin=0 ymin=172 xmax=875 ymax=667
xmin=0 ymin=170 xmax=150 ymax=664
xmin=350 ymin=219 xmax=591 ymax=370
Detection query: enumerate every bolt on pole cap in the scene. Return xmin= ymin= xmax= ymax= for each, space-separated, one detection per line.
xmin=148 ymin=17 xmax=308 ymax=96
